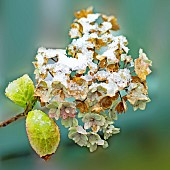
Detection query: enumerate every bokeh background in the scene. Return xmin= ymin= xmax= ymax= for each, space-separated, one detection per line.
xmin=0 ymin=0 xmax=169 ymax=170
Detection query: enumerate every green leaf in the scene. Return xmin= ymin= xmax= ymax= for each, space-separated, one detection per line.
xmin=5 ymin=74 xmax=35 ymax=108
xmin=26 ymin=110 xmax=60 ymax=159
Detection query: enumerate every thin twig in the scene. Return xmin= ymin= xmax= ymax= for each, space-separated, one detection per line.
xmin=50 ymin=58 xmax=57 ymax=62
xmin=0 ymin=98 xmax=37 ymax=128
xmin=0 ymin=112 xmax=26 ymax=127
xmin=49 ymin=71 xmax=54 ymax=77
xmin=118 ymin=91 xmax=123 ymax=102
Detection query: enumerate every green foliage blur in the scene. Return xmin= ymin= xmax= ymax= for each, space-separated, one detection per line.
xmin=0 ymin=0 xmax=169 ymax=170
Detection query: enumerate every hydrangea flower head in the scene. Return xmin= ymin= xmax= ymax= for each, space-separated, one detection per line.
xmin=33 ymin=7 xmax=152 ymax=152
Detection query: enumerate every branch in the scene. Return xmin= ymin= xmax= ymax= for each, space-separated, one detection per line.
xmin=0 ymin=112 xmax=26 ymax=127
xmin=0 ymin=98 xmax=37 ymax=128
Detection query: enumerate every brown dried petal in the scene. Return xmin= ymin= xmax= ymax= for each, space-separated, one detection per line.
xmin=131 ymin=76 xmax=148 ymax=90
xmin=99 ymin=96 xmax=113 ymax=110
xmin=72 ymin=77 xmax=86 ymax=86
xmin=95 ymin=39 xmax=107 ymax=50
xmin=76 ymin=100 xmax=88 ymax=113
xmin=93 ymin=51 xmax=98 ymax=60
xmin=111 ymin=92 xmax=119 ymax=101
xmin=126 ymin=83 xmax=149 ymax=105
xmin=115 ymin=50 xmax=122 ymax=61
xmin=34 ymin=82 xmax=51 ymax=103
xmin=96 ymin=55 xmax=106 ymax=61
xmin=99 ymin=59 xmax=107 ymax=68
xmin=74 ymin=6 xmax=93 ymax=19
xmin=115 ymin=99 xmax=127 ymax=114
xmin=134 ymin=58 xmax=152 ymax=81
xmin=102 ymin=15 xmax=120 ymax=31
xmin=69 ymin=23 xmax=82 ymax=38
xmin=131 ymin=76 xmax=142 ymax=83
xmin=107 ymin=63 xmax=119 ymax=73
xmin=91 ymin=103 xmax=104 ymax=113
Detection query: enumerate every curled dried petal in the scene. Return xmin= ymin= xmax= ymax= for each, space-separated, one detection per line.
xmin=134 ymin=49 xmax=152 ymax=81
xmin=115 ymin=99 xmax=127 ymax=114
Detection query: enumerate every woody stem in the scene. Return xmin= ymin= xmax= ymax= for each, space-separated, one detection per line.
xmin=0 ymin=112 xmax=26 ymax=127
xmin=0 ymin=98 xmax=37 ymax=128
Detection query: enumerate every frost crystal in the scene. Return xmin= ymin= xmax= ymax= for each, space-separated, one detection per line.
xmin=33 ymin=7 xmax=152 ymax=152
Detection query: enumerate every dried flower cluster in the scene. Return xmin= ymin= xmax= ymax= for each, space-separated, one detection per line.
xmin=33 ymin=7 xmax=152 ymax=152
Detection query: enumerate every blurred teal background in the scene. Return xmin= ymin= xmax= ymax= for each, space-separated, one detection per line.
xmin=0 ymin=0 xmax=169 ymax=170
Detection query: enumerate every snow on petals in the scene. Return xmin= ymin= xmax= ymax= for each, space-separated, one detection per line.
xmin=33 ymin=7 xmax=152 ymax=153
